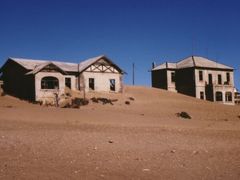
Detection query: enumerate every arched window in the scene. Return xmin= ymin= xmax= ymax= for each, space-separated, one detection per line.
xmin=225 ymin=92 xmax=232 ymax=102
xmin=216 ymin=91 xmax=223 ymax=101
xmin=41 ymin=76 xmax=59 ymax=89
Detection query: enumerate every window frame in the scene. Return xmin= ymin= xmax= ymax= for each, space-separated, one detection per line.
xmin=65 ymin=77 xmax=71 ymax=89
xmin=218 ymin=74 xmax=222 ymax=85
xmin=171 ymin=72 xmax=175 ymax=83
xmin=41 ymin=76 xmax=59 ymax=90
xmin=225 ymin=92 xmax=232 ymax=102
xmin=199 ymin=71 xmax=203 ymax=81
xmin=89 ymin=78 xmax=95 ymax=90
xmin=110 ymin=79 xmax=116 ymax=91
xmin=216 ymin=91 xmax=223 ymax=101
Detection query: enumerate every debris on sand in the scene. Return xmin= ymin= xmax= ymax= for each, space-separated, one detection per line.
xmin=142 ymin=168 xmax=150 ymax=172
xmin=91 ymin=97 xmax=118 ymax=105
xmin=176 ymin=112 xmax=191 ymax=119
xmin=125 ymin=101 xmax=130 ymax=105
xmin=129 ymin=97 xmax=135 ymax=101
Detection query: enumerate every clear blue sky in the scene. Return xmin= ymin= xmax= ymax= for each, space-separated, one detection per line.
xmin=0 ymin=0 xmax=239 ymax=88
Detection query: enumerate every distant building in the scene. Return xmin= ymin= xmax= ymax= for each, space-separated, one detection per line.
xmin=0 ymin=55 xmax=124 ymax=102
xmin=234 ymin=88 xmax=240 ymax=105
xmin=0 ymin=80 xmax=3 ymax=95
xmin=151 ymin=56 xmax=235 ymax=105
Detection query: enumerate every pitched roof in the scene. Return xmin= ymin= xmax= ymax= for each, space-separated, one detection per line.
xmin=78 ymin=55 xmax=124 ymax=73
xmin=9 ymin=57 xmax=78 ymax=72
xmin=152 ymin=62 xmax=177 ymax=70
xmin=152 ymin=56 xmax=233 ymax=71
xmin=6 ymin=55 xmax=124 ymax=74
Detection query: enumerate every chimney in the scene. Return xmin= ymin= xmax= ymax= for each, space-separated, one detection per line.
xmin=152 ymin=62 xmax=156 ymax=69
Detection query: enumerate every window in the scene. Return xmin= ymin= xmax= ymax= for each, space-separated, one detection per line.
xmin=216 ymin=91 xmax=223 ymax=101
xmin=225 ymin=92 xmax=232 ymax=102
xmin=65 ymin=78 xmax=71 ymax=89
xmin=171 ymin=72 xmax=175 ymax=83
xmin=89 ymin=78 xmax=95 ymax=90
xmin=200 ymin=91 xmax=204 ymax=100
xmin=199 ymin=71 xmax=203 ymax=81
xmin=208 ymin=74 xmax=212 ymax=84
xmin=41 ymin=76 xmax=59 ymax=89
xmin=110 ymin=79 xmax=116 ymax=91
xmin=218 ymin=74 xmax=222 ymax=85
xmin=226 ymin=73 xmax=230 ymax=84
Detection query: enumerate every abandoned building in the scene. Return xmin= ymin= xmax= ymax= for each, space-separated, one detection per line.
xmin=234 ymin=88 xmax=240 ymax=105
xmin=0 ymin=80 xmax=3 ymax=95
xmin=0 ymin=55 xmax=124 ymax=102
xmin=152 ymin=56 xmax=235 ymax=105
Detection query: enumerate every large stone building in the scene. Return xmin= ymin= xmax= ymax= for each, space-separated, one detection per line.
xmin=0 ymin=55 xmax=124 ymax=102
xmin=152 ymin=56 xmax=235 ymax=105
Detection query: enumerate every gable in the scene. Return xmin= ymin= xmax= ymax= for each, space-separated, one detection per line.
xmin=84 ymin=58 xmax=121 ymax=73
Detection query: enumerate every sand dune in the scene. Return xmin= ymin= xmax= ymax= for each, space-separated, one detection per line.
xmin=0 ymin=86 xmax=240 ymax=179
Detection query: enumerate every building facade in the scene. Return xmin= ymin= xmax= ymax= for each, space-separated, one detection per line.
xmin=152 ymin=56 xmax=235 ymax=105
xmin=0 ymin=55 xmax=124 ymax=102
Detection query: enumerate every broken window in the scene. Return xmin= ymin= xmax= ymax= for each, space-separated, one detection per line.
xmin=41 ymin=76 xmax=59 ymax=89
xmin=208 ymin=74 xmax=213 ymax=85
xmin=110 ymin=79 xmax=116 ymax=91
xmin=89 ymin=78 xmax=95 ymax=90
xmin=65 ymin=78 xmax=71 ymax=89
xmin=225 ymin=92 xmax=232 ymax=102
xmin=218 ymin=74 xmax=222 ymax=85
xmin=199 ymin=71 xmax=203 ymax=81
xmin=200 ymin=91 xmax=204 ymax=100
xmin=216 ymin=91 xmax=223 ymax=101
xmin=226 ymin=73 xmax=230 ymax=84
xmin=171 ymin=72 xmax=175 ymax=83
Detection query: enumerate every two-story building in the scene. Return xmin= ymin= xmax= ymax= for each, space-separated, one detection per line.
xmin=152 ymin=56 xmax=235 ymax=105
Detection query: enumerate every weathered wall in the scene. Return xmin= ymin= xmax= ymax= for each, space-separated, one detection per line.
xmin=194 ymin=69 xmax=234 ymax=104
xmin=1 ymin=60 xmax=35 ymax=100
xmin=175 ymin=68 xmax=196 ymax=97
xmin=151 ymin=70 xmax=167 ymax=89
xmin=80 ymin=72 xmax=122 ymax=92
xmin=35 ymin=72 xmax=76 ymax=102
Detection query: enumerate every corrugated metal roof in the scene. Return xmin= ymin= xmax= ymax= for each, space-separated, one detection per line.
xmin=10 ymin=58 xmax=78 ymax=72
xmin=8 ymin=55 xmax=124 ymax=74
xmin=152 ymin=56 xmax=233 ymax=71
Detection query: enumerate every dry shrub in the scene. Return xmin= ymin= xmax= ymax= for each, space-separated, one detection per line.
xmin=176 ymin=112 xmax=191 ymax=119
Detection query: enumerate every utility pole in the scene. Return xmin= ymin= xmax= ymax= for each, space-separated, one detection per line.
xmin=132 ymin=63 xmax=135 ymax=85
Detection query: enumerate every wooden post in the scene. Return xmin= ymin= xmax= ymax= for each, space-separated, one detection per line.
xmin=132 ymin=63 xmax=135 ymax=85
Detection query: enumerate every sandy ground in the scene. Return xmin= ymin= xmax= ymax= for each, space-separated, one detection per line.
xmin=0 ymin=86 xmax=240 ymax=180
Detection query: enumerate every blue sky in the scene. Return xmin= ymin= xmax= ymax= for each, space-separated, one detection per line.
xmin=0 ymin=0 xmax=239 ymax=88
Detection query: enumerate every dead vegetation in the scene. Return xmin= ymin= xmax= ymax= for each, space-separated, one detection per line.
xmin=176 ymin=112 xmax=192 ymax=119
xmin=91 ymin=97 xmax=118 ymax=105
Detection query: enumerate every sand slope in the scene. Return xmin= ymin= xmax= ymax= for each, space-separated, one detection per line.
xmin=0 ymin=86 xmax=240 ymax=180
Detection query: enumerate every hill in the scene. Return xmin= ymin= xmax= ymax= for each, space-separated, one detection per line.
xmin=0 ymin=86 xmax=240 ymax=179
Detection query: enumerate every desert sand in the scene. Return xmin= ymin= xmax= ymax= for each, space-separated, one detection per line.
xmin=0 ymin=86 xmax=240 ymax=180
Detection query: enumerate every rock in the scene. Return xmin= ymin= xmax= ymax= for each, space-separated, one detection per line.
xmin=108 ymin=140 xmax=114 ymax=143
xmin=142 ymin=169 xmax=150 ymax=172
xmin=192 ymin=150 xmax=199 ymax=155
xmin=170 ymin=149 xmax=176 ymax=153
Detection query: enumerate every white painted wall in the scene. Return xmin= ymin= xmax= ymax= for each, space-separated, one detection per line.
xmin=81 ymin=72 xmax=122 ymax=92
xmin=35 ymin=72 xmax=76 ymax=102
xmin=194 ymin=69 xmax=235 ymax=104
